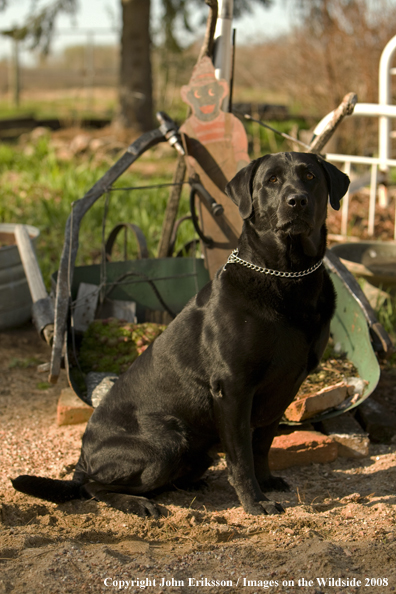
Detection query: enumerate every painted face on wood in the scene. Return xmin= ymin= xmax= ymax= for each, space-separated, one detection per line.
xmin=181 ymin=56 xmax=228 ymax=123
xmin=186 ymin=81 xmax=226 ymax=121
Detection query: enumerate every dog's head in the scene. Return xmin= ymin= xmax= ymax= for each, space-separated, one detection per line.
xmin=225 ymin=152 xmax=349 ymax=236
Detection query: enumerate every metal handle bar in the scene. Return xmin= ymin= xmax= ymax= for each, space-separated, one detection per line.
xmin=190 ymin=179 xmax=224 ymax=217
xmin=156 ymin=111 xmax=185 ymax=156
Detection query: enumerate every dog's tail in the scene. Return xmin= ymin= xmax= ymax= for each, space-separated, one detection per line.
xmin=11 ymin=475 xmax=83 ymax=504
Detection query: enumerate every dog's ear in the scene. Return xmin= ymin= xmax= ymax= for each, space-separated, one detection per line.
xmin=317 ymin=156 xmax=350 ymax=211
xmin=225 ymin=158 xmax=265 ymax=219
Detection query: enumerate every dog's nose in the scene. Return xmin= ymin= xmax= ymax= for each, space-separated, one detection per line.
xmin=286 ymin=194 xmax=308 ymax=210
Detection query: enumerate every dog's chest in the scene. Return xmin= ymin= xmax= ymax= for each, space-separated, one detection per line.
xmin=234 ymin=290 xmax=334 ymax=425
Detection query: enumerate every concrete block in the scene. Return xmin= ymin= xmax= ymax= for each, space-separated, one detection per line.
xmin=318 ymin=413 xmax=369 ymax=458
xmin=57 ymin=387 xmax=93 ymax=426
xmin=355 ymin=398 xmax=396 ymax=443
xmin=268 ymin=430 xmax=338 ymax=471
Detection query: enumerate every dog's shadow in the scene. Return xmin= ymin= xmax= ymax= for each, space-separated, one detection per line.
xmin=155 ymin=453 xmax=396 ymax=515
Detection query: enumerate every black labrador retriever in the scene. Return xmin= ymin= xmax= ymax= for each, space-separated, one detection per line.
xmin=13 ymin=152 xmax=349 ymax=517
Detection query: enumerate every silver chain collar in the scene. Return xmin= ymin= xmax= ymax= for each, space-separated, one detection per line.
xmin=224 ymin=249 xmax=323 ymax=278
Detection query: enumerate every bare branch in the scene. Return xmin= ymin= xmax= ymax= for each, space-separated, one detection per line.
xmin=309 ymin=92 xmax=358 ymax=154
xmin=197 ymin=0 xmax=218 ymax=62
xmin=1 ymin=0 xmax=77 ymax=53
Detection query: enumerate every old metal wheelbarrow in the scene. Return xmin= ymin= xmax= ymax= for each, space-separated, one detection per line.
xmin=15 ymin=105 xmax=391 ymax=425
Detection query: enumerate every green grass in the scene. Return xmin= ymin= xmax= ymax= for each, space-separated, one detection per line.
xmin=0 ymin=116 xmax=309 ymax=293
xmin=0 ymin=136 xmax=194 ymax=289
xmin=244 ymin=118 xmax=311 ymax=155
xmin=0 ymin=117 xmax=308 ymax=293
xmin=8 ymin=356 xmax=43 ymax=368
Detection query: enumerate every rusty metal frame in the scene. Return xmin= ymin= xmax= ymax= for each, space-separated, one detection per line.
xmin=49 ymin=127 xmax=167 ymax=383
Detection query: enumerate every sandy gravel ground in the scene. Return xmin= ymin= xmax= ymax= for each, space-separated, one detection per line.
xmin=1 ymin=323 xmax=396 ymax=594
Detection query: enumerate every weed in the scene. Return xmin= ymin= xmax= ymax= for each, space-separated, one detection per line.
xmin=373 ymin=290 xmax=396 ymax=342
xmin=36 ymin=382 xmax=52 ymax=390
xmin=8 ymin=357 xmax=42 ymax=369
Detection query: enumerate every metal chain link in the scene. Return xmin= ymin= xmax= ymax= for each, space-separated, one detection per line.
xmin=224 ymin=249 xmax=323 ymax=278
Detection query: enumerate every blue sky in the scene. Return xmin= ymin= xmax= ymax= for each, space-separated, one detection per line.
xmin=0 ymin=0 xmax=293 ymax=64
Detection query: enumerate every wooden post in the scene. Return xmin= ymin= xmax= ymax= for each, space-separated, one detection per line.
xmin=253 ymin=104 xmax=261 ymax=158
xmin=85 ymin=31 xmax=95 ymax=109
xmin=157 ymin=156 xmax=186 ymax=257
xmin=10 ymin=37 xmax=20 ymax=108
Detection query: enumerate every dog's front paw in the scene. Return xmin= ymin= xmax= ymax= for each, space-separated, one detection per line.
xmin=245 ymin=499 xmax=285 ymax=516
xmin=258 ymin=475 xmax=290 ymax=492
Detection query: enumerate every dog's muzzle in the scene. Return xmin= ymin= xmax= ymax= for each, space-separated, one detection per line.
xmin=277 ymin=193 xmax=314 ymax=234
xmin=286 ymin=193 xmax=309 ymax=211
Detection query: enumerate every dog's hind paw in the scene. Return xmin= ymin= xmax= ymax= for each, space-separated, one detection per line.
xmin=89 ymin=491 xmax=166 ymax=518
xmin=258 ymin=475 xmax=290 ymax=492
xmin=245 ymin=500 xmax=285 ymax=516
xmin=259 ymin=500 xmax=285 ymax=515
xmin=172 ymin=478 xmax=208 ymax=492
xmin=115 ymin=495 xmax=167 ymax=518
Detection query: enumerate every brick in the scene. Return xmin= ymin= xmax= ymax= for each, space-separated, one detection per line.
xmin=355 ymin=398 xmax=396 ymax=443
xmin=318 ymin=413 xmax=369 ymax=458
xmin=57 ymin=387 xmax=93 ymax=426
xmin=268 ymin=430 xmax=338 ymax=471
xmin=284 ymin=382 xmax=353 ymax=422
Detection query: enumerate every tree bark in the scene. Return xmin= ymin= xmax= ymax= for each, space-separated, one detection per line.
xmin=117 ymin=0 xmax=153 ymax=131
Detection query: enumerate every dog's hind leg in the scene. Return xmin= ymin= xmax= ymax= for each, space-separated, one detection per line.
xmin=170 ymin=450 xmax=213 ymax=491
xmin=252 ymin=420 xmax=290 ymax=492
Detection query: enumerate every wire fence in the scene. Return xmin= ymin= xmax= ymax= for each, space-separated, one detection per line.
xmin=0 ymin=28 xmax=120 ymax=105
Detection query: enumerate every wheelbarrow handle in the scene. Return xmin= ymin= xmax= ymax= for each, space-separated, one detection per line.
xmin=156 ymin=111 xmax=185 ymax=156
xmin=188 ymin=178 xmax=239 ymax=250
xmin=190 ymin=179 xmax=224 ymax=217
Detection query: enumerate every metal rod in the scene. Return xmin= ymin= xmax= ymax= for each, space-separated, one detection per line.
xmin=240 ymin=113 xmax=311 ymax=151
xmin=228 ymin=28 xmax=236 ymax=113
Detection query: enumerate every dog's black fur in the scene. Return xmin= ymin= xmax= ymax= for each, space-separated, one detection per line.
xmin=13 ymin=152 xmax=350 ymax=517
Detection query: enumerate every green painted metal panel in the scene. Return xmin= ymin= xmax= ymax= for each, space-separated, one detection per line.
xmin=306 ymin=270 xmax=381 ymax=423
xmin=61 ymin=258 xmax=380 ymax=420
xmin=54 ymin=257 xmax=211 ymax=322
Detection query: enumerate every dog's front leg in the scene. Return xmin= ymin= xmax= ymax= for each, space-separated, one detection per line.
xmin=252 ymin=419 xmax=290 ymax=492
xmin=211 ymin=381 xmax=284 ymax=516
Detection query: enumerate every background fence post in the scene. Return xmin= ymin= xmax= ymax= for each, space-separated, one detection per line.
xmin=10 ymin=36 xmax=20 ymax=108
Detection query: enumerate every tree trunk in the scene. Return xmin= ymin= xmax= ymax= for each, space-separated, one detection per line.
xmin=117 ymin=0 xmax=153 ymax=131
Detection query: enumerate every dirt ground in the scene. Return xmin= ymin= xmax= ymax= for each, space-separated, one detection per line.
xmin=0 ymin=324 xmax=396 ymax=594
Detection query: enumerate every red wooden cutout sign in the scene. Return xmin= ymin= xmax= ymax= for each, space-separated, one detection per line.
xmin=180 ymin=57 xmax=250 ymax=278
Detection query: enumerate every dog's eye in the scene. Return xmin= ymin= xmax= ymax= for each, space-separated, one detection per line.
xmin=306 ymin=172 xmax=315 ymax=180
xmin=268 ymin=175 xmax=278 ymax=183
